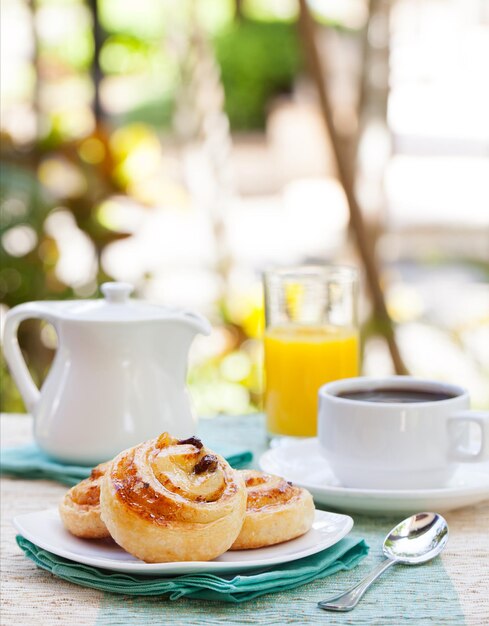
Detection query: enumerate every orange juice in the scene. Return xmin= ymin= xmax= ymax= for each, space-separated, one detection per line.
xmin=264 ymin=325 xmax=359 ymax=437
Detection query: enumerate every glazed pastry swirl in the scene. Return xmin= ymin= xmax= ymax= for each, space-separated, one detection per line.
xmin=230 ymin=470 xmax=315 ymax=550
xmin=245 ymin=471 xmax=301 ymax=510
xmin=59 ymin=462 xmax=111 ymax=539
xmin=100 ymin=433 xmax=246 ymax=562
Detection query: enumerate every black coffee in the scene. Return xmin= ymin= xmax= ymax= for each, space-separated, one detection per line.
xmin=337 ymin=388 xmax=456 ymax=404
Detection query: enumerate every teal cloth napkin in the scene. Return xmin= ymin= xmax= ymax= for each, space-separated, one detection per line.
xmin=16 ymin=535 xmax=368 ymax=603
xmin=1 ymin=443 xmax=253 ymax=486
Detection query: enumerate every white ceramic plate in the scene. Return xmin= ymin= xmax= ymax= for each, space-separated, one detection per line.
xmin=260 ymin=439 xmax=489 ymax=515
xmin=13 ymin=508 xmax=353 ymax=575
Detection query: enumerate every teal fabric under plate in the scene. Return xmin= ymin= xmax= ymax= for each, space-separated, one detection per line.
xmin=16 ymin=534 xmax=368 ymax=603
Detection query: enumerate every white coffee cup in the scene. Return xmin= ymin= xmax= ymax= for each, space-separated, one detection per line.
xmin=318 ymin=376 xmax=489 ymax=489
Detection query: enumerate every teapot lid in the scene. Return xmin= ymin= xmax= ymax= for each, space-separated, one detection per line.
xmin=60 ymin=282 xmax=206 ymax=325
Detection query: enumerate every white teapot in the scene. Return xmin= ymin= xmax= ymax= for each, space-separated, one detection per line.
xmin=3 ymin=282 xmax=211 ymax=465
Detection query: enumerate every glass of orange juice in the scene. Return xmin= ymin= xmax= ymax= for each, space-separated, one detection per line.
xmin=264 ymin=265 xmax=359 ymax=438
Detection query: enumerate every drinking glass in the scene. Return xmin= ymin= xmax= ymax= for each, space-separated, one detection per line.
xmin=263 ymin=265 xmax=359 ymax=438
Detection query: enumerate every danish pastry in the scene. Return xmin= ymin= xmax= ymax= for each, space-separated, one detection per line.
xmin=230 ymin=470 xmax=315 ymax=550
xmin=59 ymin=463 xmax=111 ymax=539
xmin=100 ymin=434 xmax=247 ymax=563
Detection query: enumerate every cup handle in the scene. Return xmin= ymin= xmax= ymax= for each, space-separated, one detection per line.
xmin=448 ymin=411 xmax=489 ymax=462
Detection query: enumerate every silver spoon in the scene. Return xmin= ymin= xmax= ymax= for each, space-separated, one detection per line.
xmin=318 ymin=512 xmax=449 ymax=612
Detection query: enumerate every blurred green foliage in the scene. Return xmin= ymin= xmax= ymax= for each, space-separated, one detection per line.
xmin=1 ymin=2 xmax=302 ymax=415
xmin=0 ymin=164 xmax=54 ymax=305
xmin=215 ymin=19 xmax=302 ymax=130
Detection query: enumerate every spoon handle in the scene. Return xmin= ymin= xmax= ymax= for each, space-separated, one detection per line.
xmin=318 ymin=558 xmax=396 ymax=612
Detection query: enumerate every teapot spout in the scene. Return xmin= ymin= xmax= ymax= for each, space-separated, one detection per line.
xmin=178 ymin=310 xmax=212 ymax=336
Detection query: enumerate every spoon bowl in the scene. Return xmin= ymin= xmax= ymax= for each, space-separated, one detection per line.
xmin=318 ymin=512 xmax=449 ymax=612
xmin=383 ymin=512 xmax=449 ymax=564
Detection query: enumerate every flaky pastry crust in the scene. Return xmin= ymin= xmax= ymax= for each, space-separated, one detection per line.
xmin=100 ymin=434 xmax=247 ymax=563
xmin=59 ymin=463 xmax=111 ymax=539
xmin=230 ymin=470 xmax=315 ymax=550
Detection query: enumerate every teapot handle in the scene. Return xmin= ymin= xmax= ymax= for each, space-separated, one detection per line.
xmin=3 ymin=303 xmax=58 ymax=413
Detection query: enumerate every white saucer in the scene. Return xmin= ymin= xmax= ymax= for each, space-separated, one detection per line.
xmin=13 ymin=508 xmax=353 ymax=575
xmin=259 ymin=439 xmax=489 ymax=515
